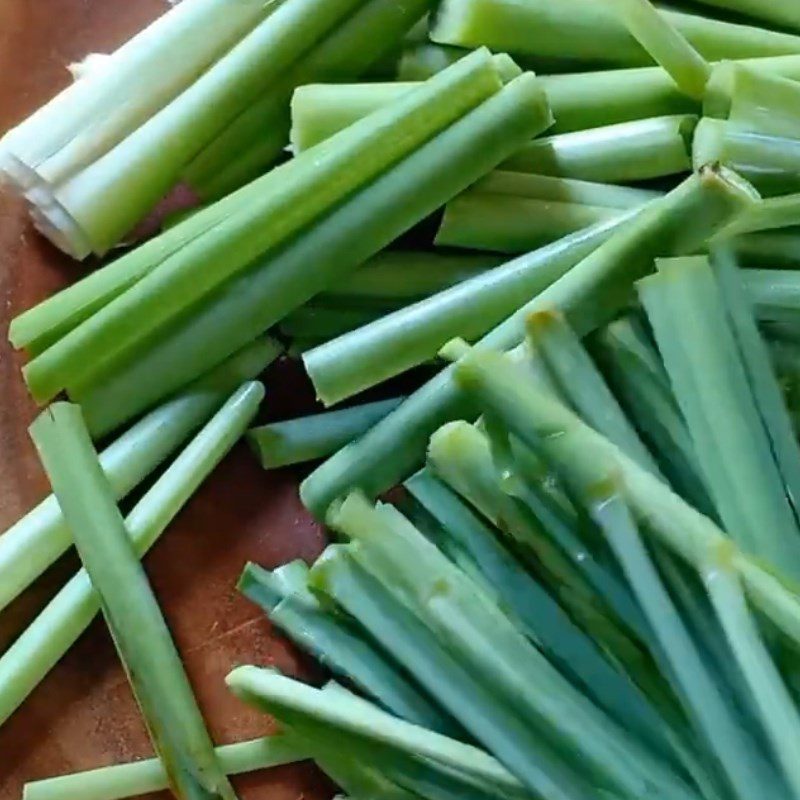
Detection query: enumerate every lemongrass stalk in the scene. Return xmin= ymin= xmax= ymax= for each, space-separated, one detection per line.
xmin=184 ymin=0 xmax=438 ymax=199
xmin=29 ymin=402 xmax=259 ymax=800
xmin=322 ymin=250 xmax=503 ymax=305
xmin=0 ymin=338 xmax=277 ymax=614
xmin=590 ymin=483 xmax=783 ymax=800
xmin=48 ymin=0 xmax=374 ymax=256
xmin=0 ymin=383 xmax=263 ymax=727
xmin=25 ymin=49 xmax=517 ymax=404
xmin=704 ymin=550 xmax=800 ymax=799
xmin=706 ymin=63 xmax=800 ymax=140
xmin=239 ymin=562 xmax=456 ymax=733
xmin=436 ymin=195 xmax=624 ymax=254
xmin=501 ymin=115 xmax=696 ymax=182
xmin=448 ymin=344 xmax=800 ymax=649
xmin=429 ymin=0 xmax=800 ymax=67
xmin=279 ymin=306 xmax=388 ymax=339
xmin=604 ymin=0 xmax=711 ymax=99
xmin=23 ymin=735 xmax=306 ymax=800
xmin=405 ymin=468 xmax=678 ymax=754
xmin=730 ymin=230 xmax=800 ymax=269
xmin=693 ymin=118 xmax=800 ymax=196
xmin=710 ymin=247 xmax=800 ymax=527
xmin=304 ymin=215 xmax=640 ymax=406
xmin=398 ymin=44 xmax=470 ymax=80
xmin=228 ymin=667 xmax=532 ymax=796
xmin=329 ymin=493 xmax=699 ymax=800
xmin=638 ymin=256 xmax=800 ymax=576
xmin=685 ymin=0 xmax=800 ymax=32
xmin=588 ymin=317 xmax=711 ymax=512
xmin=247 ymin=398 xmax=403 ymax=469
xmin=300 ymin=166 xmax=757 ymax=513
xmin=527 ymin=310 xmax=660 ymax=474
xmin=309 ymin=545 xmax=592 ymax=800
xmin=70 ymin=73 xmax=553 ymax=436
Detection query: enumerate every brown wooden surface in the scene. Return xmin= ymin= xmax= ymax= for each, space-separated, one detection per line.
xmin=0 ymin=3 xmax=334 ymax=798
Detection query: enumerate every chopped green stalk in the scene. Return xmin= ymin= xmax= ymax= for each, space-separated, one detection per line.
xmin=304 ymin=215 xmax=641 ymax=406
xmin=322 ymin=250 xmax=503 ymax=306
xmin=309 ymin=546 xmax=592 ymax=800
xmin=501 ymin=115 xmax=696 ymax=182
xmin=69 ymin=72 xmax=553 ymax=435
xmin=184 ymin=0 xmax=439 ymax=199
xmin=638 ymin=256 xmax=800 ymax=577
xmin=29 ymin=402 xmax=261 ymax=800
xmin=429 ymin=0 xmax=800 ymax=67
xmin=301 ymin=166 xmax=758 ymax=515
xmin=227 ymin=667 xmax=532 ymax=796
xmin=436 ymin=195 xmax=625 ymax=254
xmin=24 ymin=49 xmax=519 ymax=405
xmin=604 ymin=0 xmax=711 ymax=99
xmin=448 ymin=343 xmax=800 ymax=650
xmin=22 ymin=735 xmax=306 ymax=800
xmin=0 ymin=383 xmax=263 ymax=727
xmin=722 ymin=194 xmax=800 ymax=238
xmin=686 ymin=0 xmax=800 ymax=31
xmin=248 ymin=398 xmax=403 ymax=469
xmin=527 ymin=310 xmax=660 ymax=475
xmin=0 ymin=338 xmax=276 ymax=613
xmin=279 ymin=306 xmax=389 ymax=339
xmin=693 ymin=118 xmax=800 ymax=196
xmin=589 ymin=317 xmax=711 ymax=512
xmin=405 ymin=469 xmax=679 ymax=755
xmin=730 ymin=230 xmax=800 ymax=270
xmin=467 ymin=171 xmax=664 ymax=209
xmin=711 ymin=247 xmax=800 ymax=530
xmin=589 ymin=483 xmax=783 ymax=800
xmin=398 ymin=44 xmax=471 ymax=80
xmin=704 ymin=548 xmax=800 ymax=800
xmin=288 ymin=55 xmax=800 ymax=145
xmin=239 ymin=562 xmax=456 ymax=733
xmin=327 ymin=493 xmax=698 ymax=800
xmin=706 ymin=63 xmax=800 ymax=141
xmin=744 ymin=269 xmax=800 ymax=325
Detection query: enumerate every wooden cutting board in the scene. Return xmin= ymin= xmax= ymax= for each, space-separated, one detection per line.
xmin=0 ymin=3 xmax=334 ymax=798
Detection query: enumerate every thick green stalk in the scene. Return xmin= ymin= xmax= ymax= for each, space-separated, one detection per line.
xmin=429 ymin=0 xmax=800 ymax=67
xmin=29 ymin=398 xmax=265 ymax=800
xmin=184 ymin=0 xmax=438 ymax=199
xmin=248 ymin=398 xmax=403 ymax=469
xmin=23 ymin=736 xmax=306 ymax=800
xmin=501 ymin=115 xmax=696 ymax=182
xmin=239 ymin=562 xmax=456 ymax=733
xmin=693 ymin=118 xmax=800 ymax=196
xmin=685 ymin=0 xmax=800 ymax=31
xmin=448 ymin=344 xmax=800 ymax=650
xmin=590 ymin=485 xmax=783 ymax=800
xmin=309 ymin=546 xmax=592 ymax=800
xmin=25 ymin=49 xmax=515 ymax=404
xmin=436 ymin=195 xmax=624 ymax=254
xmin=744 ymin=269 xmax=800 ymax=324
xmin=69 ymin=72 xmax=553 ymax=436
xmin=730 ymin=230 xmax=800 ymax=269
xmin=279 ymin=306 xmax=388 ymax=339
xmin=638 ymin=256 xmax=800 ymax=577
xmin=704 ymin=552 xmax=800 ymax=800
xmin=0 ymin=338 xmax=276 ymax=613
xmin=723 ymin=193 xmax=800 ymax=237
xmin=604 ymin=0 xmax=711 ymax=99
xmin=301 ymin=167 xmax=758 ymax=515
xmin=0 ymin=383 xmax=263 ymax=727
xmin=304 ymin=215 xmax=640 ymax=406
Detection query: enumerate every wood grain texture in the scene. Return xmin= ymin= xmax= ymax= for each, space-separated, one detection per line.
xmin=0 ymin=4 xmax=333 ymax=798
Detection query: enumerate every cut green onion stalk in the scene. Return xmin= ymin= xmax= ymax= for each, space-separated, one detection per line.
xmin=184 ymin=0 xmax=439 ymax=200
xmin=604 ymin=0 xmax=711 ymax=99
xmin=65 ymin=71 xmax=553 ymax=437
xmin=0 ymin=337 xmax=277 ymax=614
xmin=447 ymin=343 xmax=800 ymax=651
xmin=501 ymin=115 xmax=697 ymax=182
xmin=745 ymin=269 xmax=800 ymax=325
xmin=22 ymin=48 xmax=521 ymax=405
xmin=301 ymin=166 xmax=758 ymax=514
xmin=247 ymin=397 xmax=404 ymax=469
xmin=429 ymin=0 xmax=800 ymax=68
xmin=23 ymin=735 xmax=307 ymax=800
xmin=638 ymin=256 xmax=800 ymax=579
xmin=23 ymin=394 xmax=262 ymax=800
